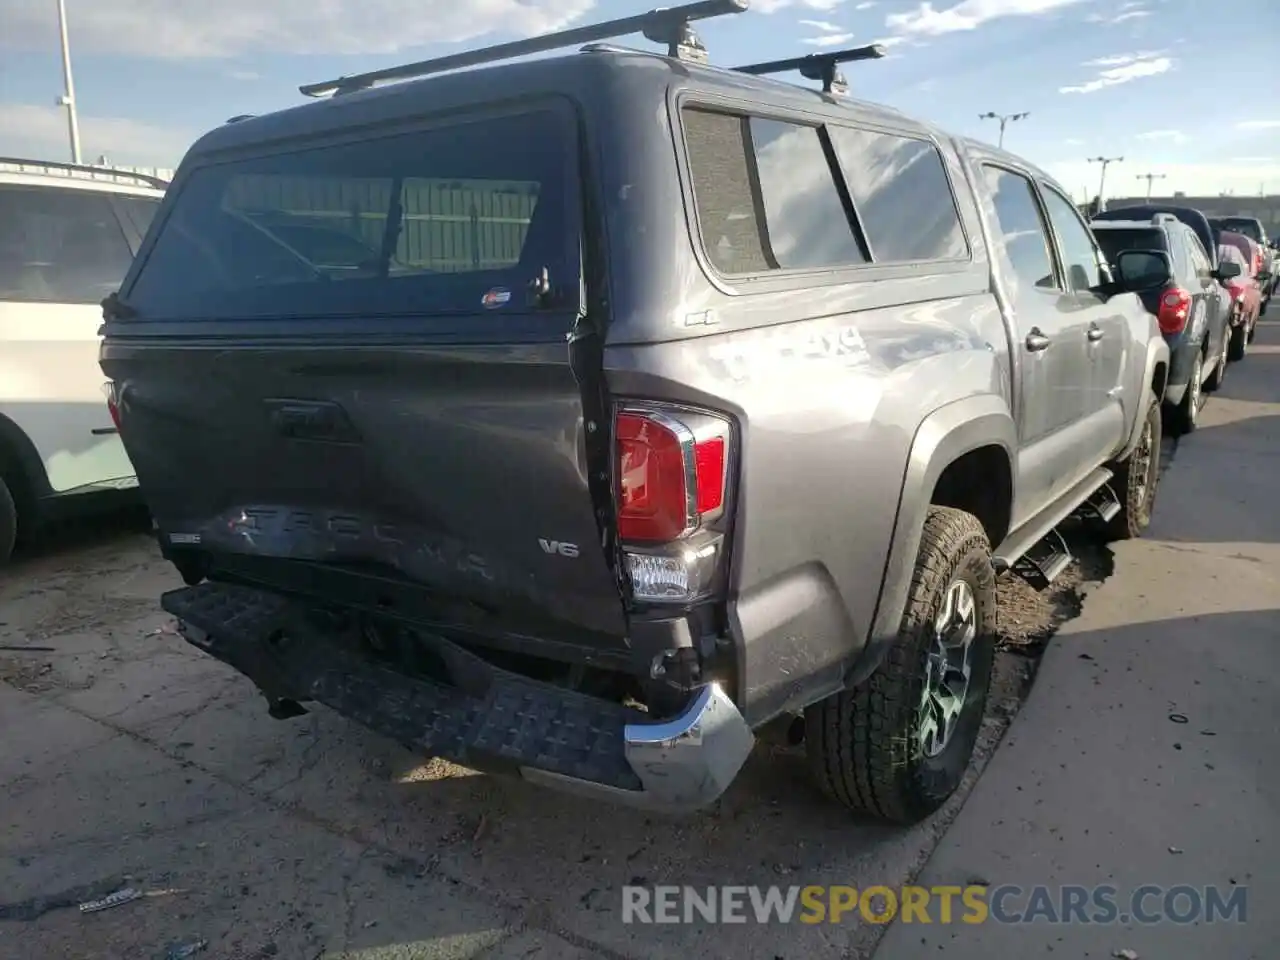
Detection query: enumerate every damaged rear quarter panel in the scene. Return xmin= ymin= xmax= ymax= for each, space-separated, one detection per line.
xmin=603 ymin=278 xmax=1009 ymax=726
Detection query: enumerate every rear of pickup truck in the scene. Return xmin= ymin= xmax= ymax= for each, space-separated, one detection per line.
xmin=100 ymin=94 xmax=752 ymax=812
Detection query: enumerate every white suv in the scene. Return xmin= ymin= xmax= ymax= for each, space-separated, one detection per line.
xmin=0 ymin=158 xmax=167 ymax=564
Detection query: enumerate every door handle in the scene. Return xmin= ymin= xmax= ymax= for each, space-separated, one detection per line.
xmin=1025 ymin=329 xmax=1051 ymax=352
xmin=1087 ymin=324 xmax=1104 ymax=342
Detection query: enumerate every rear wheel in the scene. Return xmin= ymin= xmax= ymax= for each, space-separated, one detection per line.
xmin=1227 ymin=317 xmax=1248 ymax=362
xmin=1102 ymin=399 xmax=1161 ymax=542
xmin=1168 ymin=349 xmax=1204 ymax=435
xmin=0 ymin=477 xmax=16 ymax=566
xmin=1205 ymin=331 xmax=1229 ymax=392
xmin=805 ymin=507 xmax=996 ymax=825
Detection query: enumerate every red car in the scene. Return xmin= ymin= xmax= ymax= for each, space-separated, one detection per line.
xmin=1217 ymin=230 xmax=1261 ymax=359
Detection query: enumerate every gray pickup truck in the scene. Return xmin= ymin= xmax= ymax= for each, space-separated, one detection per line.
xmin=100 ymin=0 xmax=1169 ymax=825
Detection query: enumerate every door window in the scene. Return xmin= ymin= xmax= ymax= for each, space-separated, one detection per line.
xmin=1184 ymin=232 xmax=1212 ymax=280
xmin=1040 ymin=186 xmax=1107 ymax=290
xmin=980 ymin=165 xmax=1057 ymax=294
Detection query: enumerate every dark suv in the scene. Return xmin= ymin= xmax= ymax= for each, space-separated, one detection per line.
xmin=1092 ymin=213 xmax=1236 ymax=434
xmin=102 ymin=0 xmax=1170 ymax=825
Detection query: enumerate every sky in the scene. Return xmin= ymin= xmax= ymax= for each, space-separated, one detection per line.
xmin=1 ymin=0 xmax=1278 ymax=201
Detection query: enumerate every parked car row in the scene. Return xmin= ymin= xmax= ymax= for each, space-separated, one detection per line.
xmin=0 ymin=158 xmax=167 ymax=564
xmin=1091 ymin=203 xmax=1264 ymax=434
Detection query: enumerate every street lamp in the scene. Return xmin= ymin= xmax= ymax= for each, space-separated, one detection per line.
xmin=978 ymin=111 xmax=1029 ymax=149
xmin=1088 ymin=156 xmax=1124 ymax=210
xmin=1135 ymin=172 xmax=1167 ymax=201
xmin=55 ymin=0 xmax=82 ymax=164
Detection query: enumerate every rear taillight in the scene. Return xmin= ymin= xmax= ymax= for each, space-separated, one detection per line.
xmin=103 ymin=381 xmax=122 ymax=431
xmin=615 ymin=405 xmax=733 ymax=603
xmin=1157 ymin=287 xmax=1192 ymax=335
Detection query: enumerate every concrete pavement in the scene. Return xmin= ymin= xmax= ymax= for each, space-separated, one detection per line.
xmin=873 ymin=318 xmax=1280 ymax=958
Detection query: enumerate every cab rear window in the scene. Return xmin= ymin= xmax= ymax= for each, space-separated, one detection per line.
xmin=0 ymin=185 xmax=141 ymax=304
xmin=1220 ymin=219 xmax=1261 ymax=243
xmin=1093 ymin=227 xmax=1166 ymax=259
xmin=125 ymin=109 xmax=577 ymax=320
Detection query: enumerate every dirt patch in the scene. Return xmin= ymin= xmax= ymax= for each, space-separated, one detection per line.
xmin=0 ymin=654 xmax=60 ymax=694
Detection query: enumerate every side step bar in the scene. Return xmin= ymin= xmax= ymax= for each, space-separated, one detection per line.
xmin=993 ymin=467 xmax=1114 ymax=590
xmin=1073 ymin=482 xmax=1123 ymax=524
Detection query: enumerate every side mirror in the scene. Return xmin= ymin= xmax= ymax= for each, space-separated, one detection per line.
xmin=1114 ymin=249 xmax=1173 ymax=291
xmin=1213 ymin=260 xmax=1242 ymax=281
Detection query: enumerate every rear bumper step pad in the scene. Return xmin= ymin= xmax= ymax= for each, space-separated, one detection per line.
xmin=161 ymin=581 xmax=753 ymax=812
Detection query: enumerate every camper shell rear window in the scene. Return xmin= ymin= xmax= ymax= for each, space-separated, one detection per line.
xmin=125 ymin=105 xmax=580 ymax=321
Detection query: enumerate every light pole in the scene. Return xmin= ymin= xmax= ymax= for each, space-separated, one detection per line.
xmin=55 ymin=0 xmax=82 ymax=164
xmin=1088 ymin=156 xmax=1123 ymax=209
xmin=978 ymin=111 xmax=1029 ymax=149
xmin=1135 ymin=172 xmax=1166 ymax=201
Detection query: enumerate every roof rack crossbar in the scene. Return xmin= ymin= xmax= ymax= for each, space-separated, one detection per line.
xmin=733 ymin=43 xmax=886 ymax=95
xmin=299 ymin=0 xmax=750 ymax=98
xmin=0 ymin=156 xmax=169 ymax=190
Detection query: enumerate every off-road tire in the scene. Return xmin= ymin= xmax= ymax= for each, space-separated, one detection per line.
xmin=0 ymin=477 xmax=16 ymax=566
xmin=805 ymin=507 xmax=996 ymax=825
xmin=1227 ymin=319 xmax=1248 ymax=362
xmin=1102 ymin=399 xmax=1161 ymax=542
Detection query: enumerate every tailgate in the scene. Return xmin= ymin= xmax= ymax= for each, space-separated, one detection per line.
xmin=101 ymin=98 xmax=629 ymax=641
xmin=105 ymin=340 xmax=626 ymax=638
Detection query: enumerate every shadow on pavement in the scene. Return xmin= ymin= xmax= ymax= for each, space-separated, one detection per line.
xmin=10 ymin=499 xmax=152 ymax=566
xmin=1146 ymin=408 xmax=1280 ymax=546
xmin=875 ymin=606 xmax=1280 ymax=959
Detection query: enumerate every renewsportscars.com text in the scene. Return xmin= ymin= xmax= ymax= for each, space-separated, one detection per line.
xmin=621 ymin=884 xmax=1248 ymax=926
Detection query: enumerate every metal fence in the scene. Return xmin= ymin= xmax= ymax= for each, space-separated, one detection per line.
xmin=223 ymin=175 xmax=540 ymax=272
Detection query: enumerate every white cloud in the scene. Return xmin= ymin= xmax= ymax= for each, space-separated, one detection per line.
xmin=804 ymin=31 xmax=857 ymax=45
xmin=757 ymin=0 xmax=848 ymax=12
xmin=886 ymin=0 xmax=1086 ymax=36
xmin=228 ymin=69 xmax=260 ymax=81
xmin=855 ymin=0 xmax=877 ymax=7
xmin=799 ymin=18 xmax=844 ymax=31
xmin=1231 ymin=157 xmax=1276 ymax=164
xmin=0 ymin=0 xmax=597 ymax=58
xmin=1236 ymin=120 xmax=1280 ymax=131
xmin=1060 ymin=52 xmax=1173 ymax=94
xmin=1084 ymin=50 xmax=1163 ymax=66
xmin=1087 ymin=4 xmax=1150 ymax=24
xmin=1135 ymin=129 xmax=1187 ymax=144
xmin=1064 ymin=137 xmax=1084 ymax=145
xmin=0 ymin=103 xmax=196 ymax=168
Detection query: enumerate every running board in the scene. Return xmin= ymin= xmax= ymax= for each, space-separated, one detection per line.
xmin=993 ymin=467 xmax=1114 ymax=590
xmin=1072 ymin=482 xmax=1122 ymax=524
xmin=1010 ymin=528 xmax=1072 ymax=591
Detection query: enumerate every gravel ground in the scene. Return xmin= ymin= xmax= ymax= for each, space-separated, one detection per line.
xmin=0 ymin=437 xmax=1179 ymax=959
